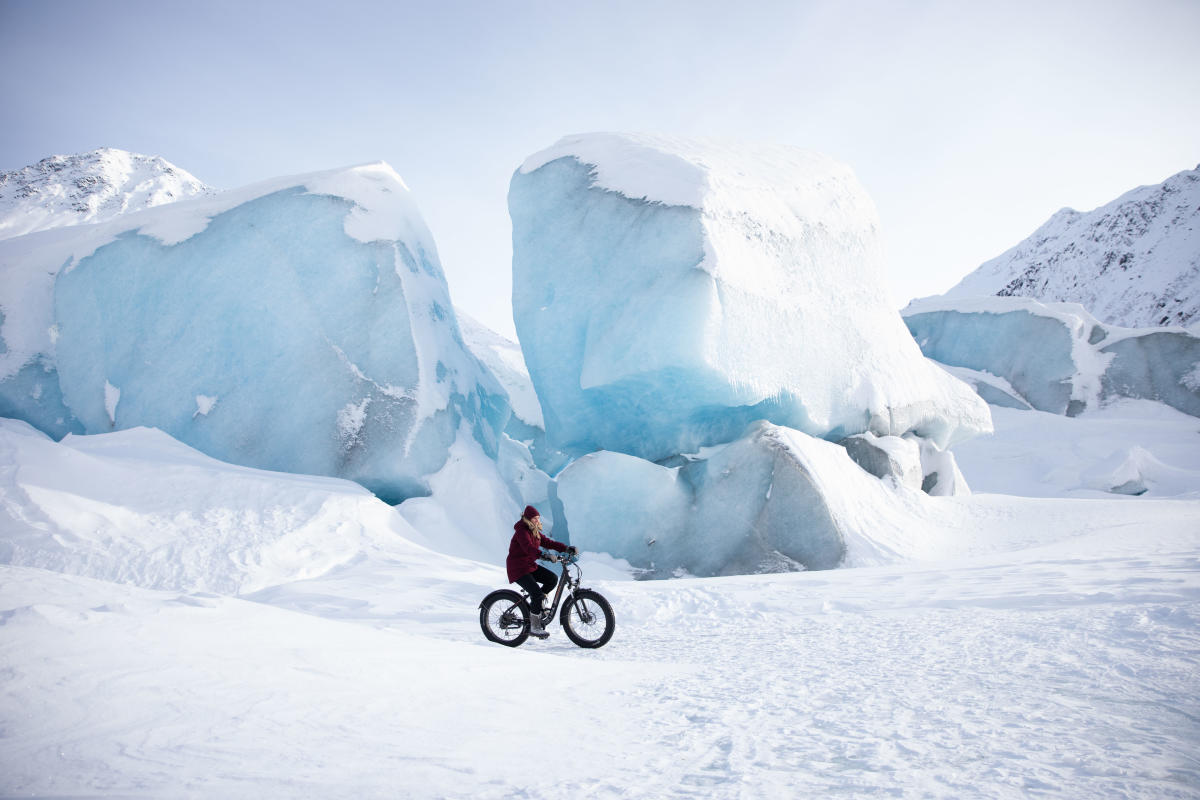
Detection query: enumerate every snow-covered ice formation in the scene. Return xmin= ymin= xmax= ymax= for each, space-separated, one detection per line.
xmin=557 ymin=421 xmax=922 ymax=578
xmin=0 ymin=163 xmax=510 ymax=503
xmin=456 ymin=309 xmax=567 ymax=472
xmin=457 ymin=310 xmax=542 ymax=435
xmin=903 ymin=295 xmax=1200 ymax=418
xmin=942 ymin=164 xmax=1200 ymax=328
xmin=510 ymin=133 xmax=991 ymax=463
xmin=0 ymin=147 xmax=212 ymax=240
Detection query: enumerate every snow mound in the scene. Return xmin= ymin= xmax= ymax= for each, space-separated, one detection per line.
xmin=511 ymin=133 xmax=990 ymax=462
xmin=0 ymin=419 xmax=438 ymax=594
xmin=0 ymin=147 xmax=213 ymax=240
xmin=904 ymin=295 xmax=1200 ymax=418
xmin=951 ymin=400 xmax=1200 ymax=498
xmin=0 ymin=162 xmax=510 ymax=503
xmin=943 ymin=164 xmax=1200 ymax=328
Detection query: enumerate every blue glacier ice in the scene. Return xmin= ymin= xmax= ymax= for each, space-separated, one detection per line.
xmin=903 ymin=296 xmax=1200 ymax=418
xmin=0 ymin=355 xmax=82 ymax=439
xmin=510 ymin=134 xmax=991 ymax=464
xmin=1 ymin=164 xmax=511 ymax=504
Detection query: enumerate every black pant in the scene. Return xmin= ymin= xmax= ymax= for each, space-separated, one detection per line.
xmin=515 ymin=565 xmax=558 ymax=614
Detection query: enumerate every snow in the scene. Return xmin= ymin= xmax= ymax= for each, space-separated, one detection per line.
xmin=0 ymin=147 xmax=213 ymax=240
xmin=0 ymin=418 xmax=438 ymax=594
xmin=511 ymin=133 xmax=991 ymax=462
xmin=2 ymin=407 xmax=1200 ymax=800
xmin=2 ymin=396 xmax=1200 ymax=797
xmin=0 ymin=162 xmax=511 ymax=504
xmin=102 ymin=380 xmax=120 ymax=426
xmin=942 ymin=164 xmax=1200 ymax=328
xmin=194 ymin=393 xmax=218 ymax=417
xmin=953 ymin=399 xmax=1200 ymax=499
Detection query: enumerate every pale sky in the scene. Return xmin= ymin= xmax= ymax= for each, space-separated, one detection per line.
xmin=2 ymin=0 xmax=1197 ymax=339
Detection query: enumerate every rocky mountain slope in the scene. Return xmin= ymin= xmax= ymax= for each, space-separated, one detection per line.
xmin=943 ymin=164 xmax=1199 ymax=328
xmin=0 ymin=147 xmax=212 ymax=240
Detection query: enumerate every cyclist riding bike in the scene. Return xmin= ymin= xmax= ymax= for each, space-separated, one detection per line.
xmin=506 ymin=505 xmax=576 ymax=638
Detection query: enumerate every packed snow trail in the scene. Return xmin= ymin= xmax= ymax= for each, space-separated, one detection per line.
xmin=3 ymin=522 xmax=1198 ymax=799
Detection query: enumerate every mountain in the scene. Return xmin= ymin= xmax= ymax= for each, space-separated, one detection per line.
xmin=943 ymin=164 xmax=1200 ymax=328
xmin=0 ymin=147 xmax=213 ymax=239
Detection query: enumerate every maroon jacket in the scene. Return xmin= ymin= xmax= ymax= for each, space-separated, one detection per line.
xmin=506 ymin=521 xmax=567 ymax=583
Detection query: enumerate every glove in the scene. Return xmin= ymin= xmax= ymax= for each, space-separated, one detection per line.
xmin=566 ymin=546 xmax=578 ymax=556
xmin=545 ymin=552 xmax=560 ymax=563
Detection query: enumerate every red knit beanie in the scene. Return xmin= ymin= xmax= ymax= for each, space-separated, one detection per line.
xmin=523 ymin=505 xmax=539 ymax=519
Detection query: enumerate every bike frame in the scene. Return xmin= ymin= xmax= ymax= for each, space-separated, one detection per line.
xmin=527 ymin=552 xmax=581 ymax=621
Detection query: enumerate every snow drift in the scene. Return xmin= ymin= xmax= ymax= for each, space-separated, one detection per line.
xmin=510 ymin=133 xmax=991 ymax=464
xmin=0 ymin=418 xmax=442 ymax=594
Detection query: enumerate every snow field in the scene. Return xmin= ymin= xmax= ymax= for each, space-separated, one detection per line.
xmin=1 ymin=406 xmax=1199 ymax=797
xmin=952 ymin=400 xmax=1200 ymax=499
xmin=3 ymin=523 xmax=1198 ymax=799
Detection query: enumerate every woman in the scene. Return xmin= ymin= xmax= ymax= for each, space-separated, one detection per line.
xmin=507 ymin=505 xmax=575 ymax=638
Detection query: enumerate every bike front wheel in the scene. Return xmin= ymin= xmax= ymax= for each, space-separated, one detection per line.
xmin=480 ymin=589 xmax=530 ymax=647
xmin=559 ymin=589 xmax=615 ymax=648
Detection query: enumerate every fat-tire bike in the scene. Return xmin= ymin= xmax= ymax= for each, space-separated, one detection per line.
xmin=478 ymin=552 xmax=615 ymax=648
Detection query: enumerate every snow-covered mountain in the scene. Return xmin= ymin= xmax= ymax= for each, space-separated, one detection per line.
xmin=0 ymin=147 xmax=212 ymax=239
xmin=943 ymin=164 xmax=1200 ymax=327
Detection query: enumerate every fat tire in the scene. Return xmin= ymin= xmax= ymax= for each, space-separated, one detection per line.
xmin=479 ymin=589 xmax=531 ymax=647
xmin=559 ymin=589 xmax=615 ymax=649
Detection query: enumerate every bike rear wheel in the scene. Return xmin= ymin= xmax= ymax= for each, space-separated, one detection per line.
xmin=559 ymin=589 xmax=615 ymax=648
xmin=480 ymin=590 xmax=530 ymax=647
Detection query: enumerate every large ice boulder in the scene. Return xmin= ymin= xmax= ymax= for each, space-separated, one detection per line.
xmin=903 ymin=296 xmax=1200 ymax=418
xmin=556 ymin=421 xmax=926 ymax=577
xmin=0 ymin=163 xmax=509 ymax=503
xmin=510 ymin=133 xmax=991 ymax=463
